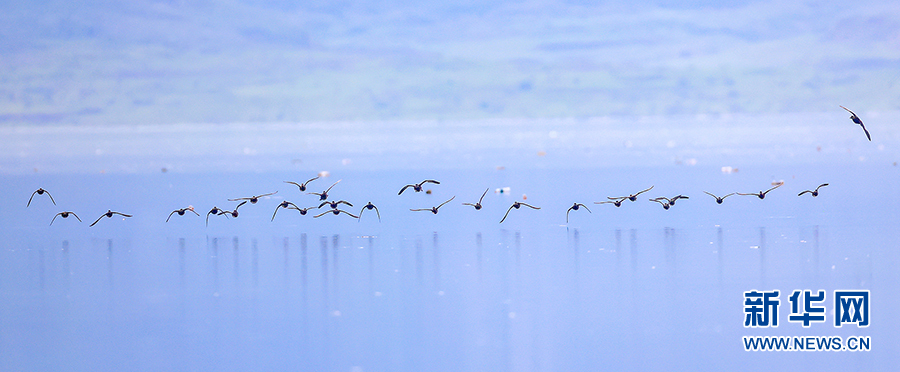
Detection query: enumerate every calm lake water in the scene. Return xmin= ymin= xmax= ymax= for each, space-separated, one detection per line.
xmin=2 ymin=116 xmax=898 ymax=370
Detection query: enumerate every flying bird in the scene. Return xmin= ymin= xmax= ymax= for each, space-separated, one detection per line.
xmin=309 ymin=179 xmax=341 ymax=201
xmin=27 ymin=188 xmax=56 ymax=207
xmin=206 ymin=206 xmax=226 ymax=226
xmin=166 ymin=206 xmax=200 ymax=222
xmin=90 ymin=210 xmax=133 ymax=227
xmin=399 ymin=179 xmax=440 ymax=195
xmin=271 ymin=201 xmax=301 ymax=221
xmin=284 ymin=176 xmax=320 ymax=192
xmin=649 ymin=198 xmax=671 ymax=210
xmin=410 ymin=196 xmax=455 ymax=214
xmin=359 ymin=202 xmax=381 ymax=222
xmin=595 ymin=199 xmax=625 ymax=207
xmin=218 ymin=201 xmax=248 ymax=218
xmin=50 ymin=211 xmax=81 ymax=226
xmin=500 ymin=201 xmax=540 ymax=223
xmin=655 ymin=195 xmax=689 ymax=205
xmin=798 ymin=183 xmax=829 ymax=197
xmin=737 ymin=183 xmax=782 ymax=199
xmin=566 ymin=203 xmax=591 ymax=222
xmin=318 ymin=200 xmax=353 ymax=209
xmin=840 ymin=105 xmax=871 ymax=141
xmin=313 ymin=209 xmax=359 ymax=219
xmin=609 ymin=186 xmax=654 ymax=202
xmin=462 ymin=188 xmax=489 ymax=210
xmin=229 ymin=191 xmax=277 ymax=204
xmin=703 ymin=191 xmax=735 ymax=204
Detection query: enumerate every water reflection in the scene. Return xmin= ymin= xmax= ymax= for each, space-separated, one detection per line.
xmin=2 ymin=222 xmax=890 ymax=371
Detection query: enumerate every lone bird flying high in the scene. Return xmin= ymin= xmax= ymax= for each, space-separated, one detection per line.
xmin=840 ymin=105 xmax=871 ymax=141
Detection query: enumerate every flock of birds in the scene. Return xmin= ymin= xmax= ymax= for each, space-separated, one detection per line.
xmin=24 ymin=105 xmax=871 ymax=227
xmin=27 ymin=177 xmax=832 ymax=227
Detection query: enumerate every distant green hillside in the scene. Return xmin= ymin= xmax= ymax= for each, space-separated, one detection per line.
xmin=1 ymin=0 xmax=898 ymax=125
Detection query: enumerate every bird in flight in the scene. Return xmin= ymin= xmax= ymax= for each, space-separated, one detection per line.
xmin=206 ymin=206 xmax=226 ymax=226
xmin=90 ymin=210 xmax=133 ymax=227
xmin=218 ymin=201 xmax=248 ymax=218
xmin=798 ymin=183 xmax=829 ymax=197
xmin=649 ymin=198 xmax=671 ymax=210
xmin=566 ymin=202 xmax=591 ymax=222
xmin=313 ymin=209 xmax=359 ymax=219
xmin=399 ymin=180 xmax=440 ymax=195
xmin=654 ymin=195 xmax=689 ymax=206
xmin=737 ymin=183 xmax=782 ymax=199
xmin=359 ymin=202 xmax=381 ymax=222
xmin=271 ymin=201 xmax=302 ymax=221
xmin=229 ymin=191 xmax=277 ymax=204
xmin=410 ymin=196 xmax=455 ymax=214
xmin=318 ymin=200 xmax=353 ymax=210
xmin=166 ymin=206 xmax=200 ymax=222
xmin=500 ymin=201 xmax=540 ymax=223
xmin=703 ymin=191 xmax=735 ymax=204
xmin=50 ymin=211 xmax=81 ymax=226
xmin=840 ymin=105 xmax=871 ymax=141
xmin=609 ymin=186 xmax=654 ymax=202
xmin=284 ymin=176 xmax=319 ymax=192
xmin=27 ymin=188 xmax=56 ymax=207
xmin=595 ymin=199 xmax=624 ymax=207
xmin=309 ymin=180 xmax=341 ymax=201
xmin=462 ymin=188 xmax=489 ymax=210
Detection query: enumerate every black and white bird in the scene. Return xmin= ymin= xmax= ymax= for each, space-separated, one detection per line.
xmin=50 ymin=211 xmax=81 ymax=226
xmin=166 ymin=206 xmax=200 ymax=222
xmin=359 ymin=202 xmax=381 ymax=222
xmin=229 ymin=191 xmax=277 ymax=204
xmin=703 ymin=191 xmax=735 ymax=204
xmin=90 ymin=210 xmax=133 ymax=227
xmin=27 ymin=188 xmax=56 ymax=207
xmin=840 ymin=105 xmax=871 ymax=141
xmin=462 ymin=188 xmax=489 ymax=210
xmin=609 ymin=186 xmax=654 ymax=202
xmin=798 ymin=183 xmax=829 ymax=197
xmin=309 ymin=180 xmax=341 ymax=201
xmin=500 ymin=201 xmax=540 ymax=223
xmin=284 ymin=176 xmax=319 ymax=192
xmin=313 ymin=208 xmax=358 ymax=219
xmin=399 ymin=179 xmax=440 ymax=195
xmin=566 ymin=203 xmax=591 ymax=222
xmin=737 ymin=183 xmax=782 ymax=199
xmin=410 ymin=196 xmax=455 ymax=214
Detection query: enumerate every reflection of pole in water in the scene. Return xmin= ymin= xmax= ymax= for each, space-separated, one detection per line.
xmin=615 ymin=229 xmax=622 ymax=272
xmin=415 ymin=237 xmax=424 ymax=286
xmin=717 ymin=227 xmax=724 ymax=287
xmin=179 ymin=238 xmax=186 ymax=289
xmin=210 ymin=238 xmax=219 ymax=292
xmin=759 ymin=227 xmax=766 ymax=288
xmin=629 ymin=229 xmax=638 ymax=275
xmin=320 ymin=236 xmax=329 ymax=307
xmin=368 ymin=236 xmax=374 ymax=294
xmin=252 ymin=238 xmax=259 ymax=289
xmin=39 ymin=249 xmax=46 ymax=291
xmin=476 ymin=232 xmax=483 ymax=284
xmin=813 ymin=225 xmax=819 ymax=282
xmin=107 ymin=239 xmax=114 ymax=289
xmin=514 ymin=231 xmax=521 ymax=269
xmin=664 ymin=227 xmax=676 ymax=276
xmin=62 ymin=240 xmax=70 ymax=292
xmin=572 ymin=228 xmax=580 ymax=294
xmin=432 ymin=232 xmax=441 ymax=291
xmin=331 ymin=234 xmax=340 ymax=302
xmin=283 ymin=237 xmax=290 ymax=290
xmin=233 ymin=237 xmax=240 ymax=286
